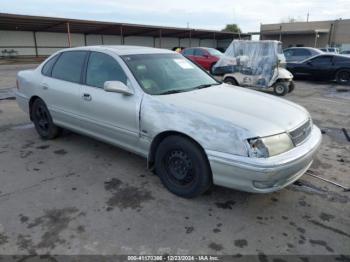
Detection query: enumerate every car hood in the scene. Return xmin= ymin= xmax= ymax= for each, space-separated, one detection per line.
xmin=154 ymin=84 xmax=309 ymax=137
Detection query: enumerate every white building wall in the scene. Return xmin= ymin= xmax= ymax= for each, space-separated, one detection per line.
xmin=102 ymin=35 xmax=122 ymax=45
xmin=179 ymin=38 xmax=190 ymax=47
xmin=200 ymin=39 xmax=216 ymax=48
xmin=155 ymin=37 xmax=178 ymax=49
xmin=35 ymin=32 xmax=85 ymax=55
xmin=0 ymin=30 xmax=34 ymax=46
xmin=86 ymin=34 xmax=102 ymax=45
xmin=217 ymin=39 xmax=232 ymax=50
xmin=0 ymin=30 xmax=35 ymax=56
xmin=36 ymin=32 xmax=68 ymax=47
xmin=124 ymin=36 xmax=154 ymax=47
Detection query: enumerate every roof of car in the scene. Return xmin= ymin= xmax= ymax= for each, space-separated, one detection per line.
xmin=59 ymin=45 xmax=175 ymax=55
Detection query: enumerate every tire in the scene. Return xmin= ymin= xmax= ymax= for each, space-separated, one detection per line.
xmin=336 ymin=69 xmax=350 ymax=85
xmin=273 ymin=82 xmax=289 ymax=96
xmin=224 ymin=77 xmax=238 ymax=86
xmin=155 ymin=136 xmax=212 ymax=198
xmin=288 ymin=81 xmax=295 ymax=93
xmin=31 ymin=98 xmax=61 ymax=139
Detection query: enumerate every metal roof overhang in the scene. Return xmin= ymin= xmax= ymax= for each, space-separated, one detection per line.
xmin=0 ymin=13 xmax=250 ymax=40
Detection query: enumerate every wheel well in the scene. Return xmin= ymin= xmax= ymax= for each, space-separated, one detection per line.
xmin=28 ymin=95 xmax=41 ymax=121
xmin=148 ymin=131 xmax=211 ymax=172
xmin=335 ymin=68 xmax=350 ymax=77
xmin=224 ymin=76 xmax=238 ymax=85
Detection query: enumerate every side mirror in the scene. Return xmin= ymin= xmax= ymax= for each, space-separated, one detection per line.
xmin=103 ymin=81 xmax=134 ymax=95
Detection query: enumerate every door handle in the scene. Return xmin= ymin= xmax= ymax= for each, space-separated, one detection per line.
xmin=82 ymin=93 xmax=92 ymax=101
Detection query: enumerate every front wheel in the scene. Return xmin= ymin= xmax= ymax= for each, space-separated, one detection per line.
xmin=223 ymin=77 xmax=238 ymax=86
xmin=336 ymin=69 xmax=350 ymax=85
xmin=155 ymin=136 xmax=212 ymax=198
xmin=31 ymin=98 xmax=61 ymax=139
xmin=273 ymin=82 xmax=289 ymax=96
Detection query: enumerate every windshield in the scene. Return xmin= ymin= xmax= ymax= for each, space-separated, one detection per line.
xmin=122 ymin=53 xmax=219 ymax=95
xmin=206 ymin=48 xmax=223 ymax=56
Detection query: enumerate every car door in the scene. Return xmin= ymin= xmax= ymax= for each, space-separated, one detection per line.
xmin=79 ymin=51 xmax=141 ymax=151
xmin=307 ymin=55 xmax=334 ymax=79
xmin=40 ymin=50 xmax=87 ymax=128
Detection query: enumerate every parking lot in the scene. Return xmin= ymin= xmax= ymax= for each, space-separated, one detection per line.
xmin=0 ymin=63 xmax=349 ymax=257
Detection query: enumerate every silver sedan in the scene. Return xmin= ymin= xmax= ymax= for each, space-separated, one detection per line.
xmin=16 ymin=46 xmax=322 ymax=198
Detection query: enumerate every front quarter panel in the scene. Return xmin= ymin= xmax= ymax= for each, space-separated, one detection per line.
xmin=140 ymin=95 xmax=249 ymax=157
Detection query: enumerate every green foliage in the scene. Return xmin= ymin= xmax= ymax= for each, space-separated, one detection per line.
xmin=221 ymin=24 xmax=241 ymax=33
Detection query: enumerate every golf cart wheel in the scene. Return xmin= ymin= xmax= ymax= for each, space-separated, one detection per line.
xmin=336 ymin=69 xmax=350 ymax=85
xmin=223 ymin=77 xmax=238 ymax=86
xmin=288 ymin=81 xmax=295 ymax=93
xmin=31 ymin=98 xmax=61 ymax=139
xmin=273 ymin=82 xmax=289 ymax=96
xmin=209 ymin=63 xmax=216 ymax=74
xmin=155 ymin=135 xmax=212 ymax=198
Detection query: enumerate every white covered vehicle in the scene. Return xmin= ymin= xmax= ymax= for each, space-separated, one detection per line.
xmin=212 ymin=40 xmax=295 ymax=96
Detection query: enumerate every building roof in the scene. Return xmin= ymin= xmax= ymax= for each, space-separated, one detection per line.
xmin=0 ymin=13 xmax=250 ymax=40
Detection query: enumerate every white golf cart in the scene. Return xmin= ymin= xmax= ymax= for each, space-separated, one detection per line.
xmin=212 ymin=40 xmax=294 ymax=96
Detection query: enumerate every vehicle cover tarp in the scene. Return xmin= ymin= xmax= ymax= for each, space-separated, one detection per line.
xmin=212 ymin=40 xmax=281 ymax=88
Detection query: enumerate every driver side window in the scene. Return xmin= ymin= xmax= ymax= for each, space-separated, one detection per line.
xmin=309 ymin=56 xmax=333 ymax=65
xmin=86 ymin=52 xmax=128 ymax=88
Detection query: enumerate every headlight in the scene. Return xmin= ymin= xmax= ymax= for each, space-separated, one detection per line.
xmin=248 ymin=133 xmax=294 ymax=158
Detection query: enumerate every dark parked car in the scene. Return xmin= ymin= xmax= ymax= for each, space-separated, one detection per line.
xmin=287 ymin=54 xmax=350 ymax=84
xmin=283 ymin=47 xmax=323 ymax=62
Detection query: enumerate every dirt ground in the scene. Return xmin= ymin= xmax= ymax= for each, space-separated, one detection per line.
xmin=0 ymin=63 xmax=349 ymax=259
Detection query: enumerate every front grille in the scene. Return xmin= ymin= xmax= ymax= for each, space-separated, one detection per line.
xmin=289 ymin=119 xmax=312 ymax=146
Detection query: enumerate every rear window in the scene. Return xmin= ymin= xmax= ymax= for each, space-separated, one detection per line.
xmin=42 ymin=54 xmax=60 ymax=76
xmin=207 ymin=48 xmax=223 ymax=56
xmin=194 ymin=49 xmax=206 ymax=56
xmin=52 ymin=51 xmax=87 ymax=83
xmin=293 ymin=49 xmax=311 ymax=56
xmin=182 ymin=49 xmax=194 ymax=56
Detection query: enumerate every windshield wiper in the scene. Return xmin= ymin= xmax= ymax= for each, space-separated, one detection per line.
xmin=157 ymin=89 xmax=185 ymax=95
xmin=158 ymin=83 xmax=220 ymax=95
xmin=191 ymin=83 xmax=221 ymax=90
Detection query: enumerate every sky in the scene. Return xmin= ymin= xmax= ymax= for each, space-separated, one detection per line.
xmin=1 ymin=0 xmax=350 ymax=32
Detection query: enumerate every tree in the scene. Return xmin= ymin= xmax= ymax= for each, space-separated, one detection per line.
xmin=221 ymin=24 xmax=241 ymax=34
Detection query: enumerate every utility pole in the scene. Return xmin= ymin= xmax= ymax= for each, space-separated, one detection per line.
xmin=307 ymin=11 xmax=310 ymax=22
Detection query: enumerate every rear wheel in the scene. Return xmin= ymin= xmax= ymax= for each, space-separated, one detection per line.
xmin=336 ymin=69 xmax=350 ymax=85
xmin=31 ymin=98 xmax=61 ymax=139
xmin=155 ymin=136 xmax=212 ymax=198
xmin=273 ymin=82 xmax=289 ymax=96
xmin=224 ymin=77 xmax=238 ymax=86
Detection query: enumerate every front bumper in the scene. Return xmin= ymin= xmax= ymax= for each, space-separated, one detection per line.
xmin=207 ymin=125 xmax=322 ymax=193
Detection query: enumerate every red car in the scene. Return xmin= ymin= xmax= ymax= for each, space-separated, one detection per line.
xmin=181 ymin=47 xmax=223 ymax=72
